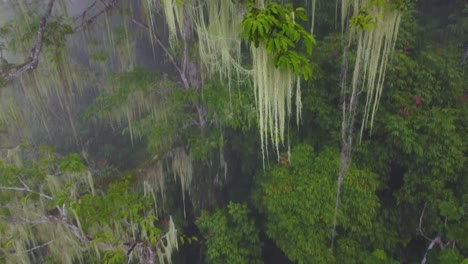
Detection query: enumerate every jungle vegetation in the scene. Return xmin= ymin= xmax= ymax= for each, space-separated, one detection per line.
xmin=0 ymin=0 xmax=466 ymax=263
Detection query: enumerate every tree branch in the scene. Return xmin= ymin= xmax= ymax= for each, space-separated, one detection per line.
xmin=418 ymin=203 xmax=453 ymax=264
xmin=0 ymin=185 xmax=53 ymax=200
xmin=419 ymin=202 xmax=431 ymax=241
xmin=48 ymin=215 xmax=91 ymax=243
xmin=421 ymin=236 xmax=446 ymax=264
xmin=0 ymin=240 xmax=55 ymax=257
xmin=126 ymin=241 xmax=143 ymax=263
xmin=0 ymin=0 xmax=56 ymax=83
xmin=73 ymin=0 xmax=119 ymax=32
xmin=130 ymin=18 xmax=190 ymax=89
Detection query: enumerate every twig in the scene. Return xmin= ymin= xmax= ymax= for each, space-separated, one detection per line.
xmin=0 ymin=185 xmax=53 ymax=200
xmin=17 ymin=177 xmax=30 ymax=190
xmin=419 ymin=202 xmax=431 ymax=241
xmin=12 ymin=213 xmax=90 ymax=243
xmin=0 ymin=240 xmax=54 ymax=258
xmin=48 ymin=215 xmax=91 ymax=243
xmin=127 ymin=241 xmax=143 ymax=263
xmin=14 ymin=212 xmax=128 ymax=251
xmin=73 ymin=0 xmax=119 ymax=32
xmin=72 ymin=1 xmax=98 ymax=23
xmin=147 ymin=244 xmax=155 ymax=264
xmin=17 ymin=217 xmax=50 ymax=225
xmin=130 ymin=18 xmax=189 ymax=89
xmin=24 ymin=240 xmax=55 ymax=253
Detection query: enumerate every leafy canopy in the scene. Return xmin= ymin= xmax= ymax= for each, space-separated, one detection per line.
xmin=241 ymin=2 xmax=316 ymax=80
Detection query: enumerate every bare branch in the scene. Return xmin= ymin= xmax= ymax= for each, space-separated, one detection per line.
xmin=11 ymin=212 xmax=90 ymax=243
xmin=147 ymin=244 xmax=156 ymax=264
xmin=23 ymin=240 xmax=55 ymax=253
xmin=127 ymin=241 xmax=143 ymax=263
xmin=1 ymin=240 xmax=55 ymax=257
xmin=421 ymin=236 xmax=446 ymax=264
xmin=16 ymin=216 xmax=50 ymax=225
xmin=0 ymin=0 xmax=56 ymax=83
xmin=17 ymin=177 xmax=30 ymax=190
xmin=47 ymin=215 xmax=91 ymax=243
xmin=418 ymin=203 xmax=453 ymax=264
xmin=0 ymin=185 xmax=53 ymax=200
xmin=73 ymin=0 xmax=119 ymax=32
xmin=72 ymin=1 xmax=98 ymax=23
xmin=419 ymin=202 xmax=431 ymax=241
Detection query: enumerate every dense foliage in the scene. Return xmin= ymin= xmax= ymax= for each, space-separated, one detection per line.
xmin=196 ymin=202 xmax=262 ymax=264
xmin=255 ymin=144 xmax=380 ymax=263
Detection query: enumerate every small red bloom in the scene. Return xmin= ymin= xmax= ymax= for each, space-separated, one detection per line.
xmin=458 ymin=94 xmax=468 ymax=102
xmin=414 ymin=95 xmax=421 ymax=106
xmin=97 ymin=158 xmax=108 ymax=168
xmin=332 ymin=50 xmax=339 ymax=58
xmin=399 ymin=108 xmax=409 ymax=117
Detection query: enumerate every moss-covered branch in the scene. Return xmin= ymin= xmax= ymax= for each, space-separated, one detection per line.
xmin=0 ymin=0 xmax=55 ymax=84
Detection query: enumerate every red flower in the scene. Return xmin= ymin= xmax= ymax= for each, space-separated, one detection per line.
xmin=458 ymin=94 xmax=468 ymax=102
xmin=332 ymin=50 xmax=339 ymax=58
xmin=399 ymin=108 xmax=409 ymax=117
xmin=414 ymin=95 xmax=421 ymax=106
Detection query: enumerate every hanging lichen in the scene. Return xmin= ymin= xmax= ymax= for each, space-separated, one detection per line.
xmin=156 ymin=216 xmax=178 ymax=264
xmin=142 ymin=0 xmax=187 ymax=51
xmin=161 ymin=0 xmax=185 ymax=45
xmin=0 ymin=88 xmax=22 ymax=129
xmin=144 ymin=0 xmax=315 ymax=163
xmin=342 ymin=0 xmax=403 ymax=135
xmin=360 ymin=9 xmax=402 ymax=135
xmin=251 ymin=43 xmax=300 ymax=158
xmin=142 ymin=161 xmax=166 ymax=214
xmin=171 ymin=147 xmax=193 ymax=218
xmin=331 ymin=0 xmax=405 ymax=248
xmin=194 ymin=0 xmax=247 ymax=81
xmin=139 ymin=147 xmax=193 ymax=219
xmin=241 ymin=2 xmax=315 ymax=160
xmin=306 ymin=0 xmax=317 ymax=34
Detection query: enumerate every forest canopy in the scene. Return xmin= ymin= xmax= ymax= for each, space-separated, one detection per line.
xmin=0 ymin=0 xmax=467 ymax=263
